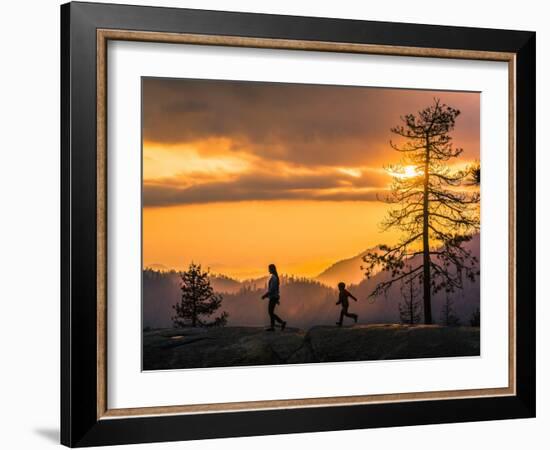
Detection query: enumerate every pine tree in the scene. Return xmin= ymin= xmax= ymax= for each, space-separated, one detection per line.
xmin=470 ymin=307 xmax=480 ymax=327
xmin=467 ymin=161 xmax=481 ymax=186
xmin=363 ymin=99 xmax=480 ymax=324
xmin=172 ymin=263 xmax=228 ymax=328
xmin=398 ymin=268 xmax=422 ymax=325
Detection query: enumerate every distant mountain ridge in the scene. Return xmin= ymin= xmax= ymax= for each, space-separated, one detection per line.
xmin=145 ymin=248 xmax=376 ymax=294
xmin=143 ymin=234 xmax=480 ymax=329
xmin=315 ymin=247 xmax=378 ymax=287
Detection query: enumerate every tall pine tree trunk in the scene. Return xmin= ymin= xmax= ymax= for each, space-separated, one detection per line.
xmin=192 ymin=291 xmax=197 ymax=327
xmin=422 ymin=136 xmax=433 ymax=324
xmin=409 ymin=281 xmax=414 ymax=325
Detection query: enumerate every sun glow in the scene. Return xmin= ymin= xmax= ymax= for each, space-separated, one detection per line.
xmin=389 ymin=165 xmax=422 ymax=179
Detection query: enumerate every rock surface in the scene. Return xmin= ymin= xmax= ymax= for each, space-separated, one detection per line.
xmin=143 ymin=324 xmax=480 ymax=370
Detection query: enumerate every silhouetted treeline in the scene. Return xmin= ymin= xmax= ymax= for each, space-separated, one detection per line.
xmin=143 ymin=236 xmax=480 ymax=330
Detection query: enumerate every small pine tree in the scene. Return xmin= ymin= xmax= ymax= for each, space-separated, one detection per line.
xmin=441 ymin=291 xmax=460 ymax=326
xmin=470 ymin=307 xmax=480 ymax=327
xmin=398 ymin=270 xmax=421 ymax=325
xmin=172 ymin=263 xmax=228 ymax=328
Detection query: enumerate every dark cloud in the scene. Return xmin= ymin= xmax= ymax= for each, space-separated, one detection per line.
xmin=143 ymin=78 xmax=480 ymax=167
xmin=143 ymin=170 xmax=388 ymax=207
xmin=163 ymin=99 xmax=209 ymax=114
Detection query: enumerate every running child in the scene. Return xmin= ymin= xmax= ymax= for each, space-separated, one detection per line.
xmin=336 ymin=282 xmax=358 ymax=326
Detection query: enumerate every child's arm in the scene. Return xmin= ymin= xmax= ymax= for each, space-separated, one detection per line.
xmin=347 ymin=290 xmax=358 ymax=301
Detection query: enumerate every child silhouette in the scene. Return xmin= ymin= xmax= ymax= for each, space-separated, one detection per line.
xmin=336 ymin=282 xmax=358 ymax=326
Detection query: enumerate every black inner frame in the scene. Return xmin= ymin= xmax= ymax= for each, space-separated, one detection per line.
xmin=61 ymin=2 xmax=536 ymax=447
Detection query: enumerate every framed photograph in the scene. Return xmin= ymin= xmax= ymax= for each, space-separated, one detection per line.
xmin=61 ymin=2 xmax=535 ymax=447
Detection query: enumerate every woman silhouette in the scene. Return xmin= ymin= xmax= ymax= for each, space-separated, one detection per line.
xmin=261 ymin=264 xmax=287 ymax=331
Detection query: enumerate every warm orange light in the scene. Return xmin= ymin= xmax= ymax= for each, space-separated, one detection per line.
xmin=389 ymin=165 xmax=421 ymax=179
xmin=141 ymin=81 xmax=480 ymax=281
xmin=143 ymin=200 xmax=399 ymax=280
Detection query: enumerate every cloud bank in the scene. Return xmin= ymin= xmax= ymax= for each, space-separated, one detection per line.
xmin=142 ymin=78 xmax=479 ymax=207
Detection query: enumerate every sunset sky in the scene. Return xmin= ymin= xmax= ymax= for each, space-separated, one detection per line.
xmin=142 ymin=78 xmax=480 ymax=280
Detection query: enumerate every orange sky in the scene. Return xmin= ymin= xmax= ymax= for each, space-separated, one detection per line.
xmin=142 ymin=78 xmax=479 ymax=280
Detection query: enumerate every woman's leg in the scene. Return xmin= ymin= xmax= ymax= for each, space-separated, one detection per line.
xmin=268 ymin=300 xmax=275 ymax=328
xmin=268 ymin=298 xmax=284 ymax=328
xmin=270 ymin=299 xmax=284 ymax=325
xmin=270 ymin=300 xmax=284 ymax=323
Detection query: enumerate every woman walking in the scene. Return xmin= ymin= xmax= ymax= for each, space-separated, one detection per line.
xmin=261 ymin=264 xmax=287 ymax=331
